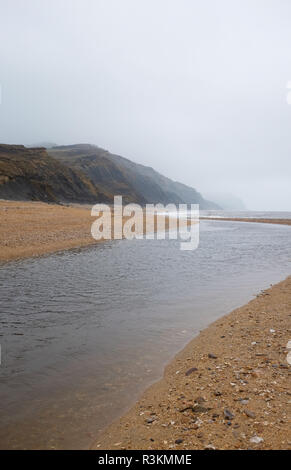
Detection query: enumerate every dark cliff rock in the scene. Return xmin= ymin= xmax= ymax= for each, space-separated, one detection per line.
xmin=0 ymin=144 xmax=110 ymax=203
xmin=49 ymin=144 xmax=220 ymax=208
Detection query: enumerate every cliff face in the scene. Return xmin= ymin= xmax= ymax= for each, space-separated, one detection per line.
xmin=0 ymin=143 xmax=219 ymax=208
xmin=49 ymin=144 xmax=220 ymax=209
xmin=0 ymin=144 xmax=110 ymax=203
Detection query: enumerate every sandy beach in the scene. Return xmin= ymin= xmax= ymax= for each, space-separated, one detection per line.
xmin=2 ymin=0 xmax=291 ymax=457
xmin=0 ymin=200 xmax=178 ymax=262
xmin=0 ymin=200 xmax=290 ymax=450
xmin=0 ymin=200 xmax=104 ymax=262
xmin=93 ymin=277 xmax=291 ymax=450
xmin=1 ymin=200 xmax=291 ymax=263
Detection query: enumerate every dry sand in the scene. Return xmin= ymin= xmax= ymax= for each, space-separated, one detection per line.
xmin=0 ymin=200 xmax=100 ymax=262
xmin=94 ymin=277 xmax=291 ymax=450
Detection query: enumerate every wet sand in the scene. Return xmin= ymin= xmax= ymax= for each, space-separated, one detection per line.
xmin=94 ymin=277 xmax=291 ymax=450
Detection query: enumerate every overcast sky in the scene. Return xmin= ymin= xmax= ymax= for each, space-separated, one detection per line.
xmin=0 ymin=0 xmax=291 ymax=210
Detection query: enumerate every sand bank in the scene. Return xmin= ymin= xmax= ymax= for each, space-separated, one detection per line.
xmin=93 ymin=277 xmax=291 ymax=450
xmin=200 ymin=217 xmax=291 ymax=226
xmin=0 ymin=201 xmax=101 ymax=262
xmin=0 ymin=200 xmax=192 ymax=262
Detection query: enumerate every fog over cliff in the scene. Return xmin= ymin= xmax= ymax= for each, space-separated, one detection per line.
xmin=0 ymin=0 xmax=291 ymax=210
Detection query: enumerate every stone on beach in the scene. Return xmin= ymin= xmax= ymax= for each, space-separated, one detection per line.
xmin=185 ymin=367 xmax=198 ymax=376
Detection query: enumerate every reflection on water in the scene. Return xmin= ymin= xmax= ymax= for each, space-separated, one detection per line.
xmin=0 ymin=218 xmax=290 ymax=449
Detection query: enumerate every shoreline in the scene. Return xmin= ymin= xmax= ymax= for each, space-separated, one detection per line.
xmin=0 ymin=200 xmax=177 ymax=263
xmin=200 ymin=216 xmax=291 ymax=226
xmin=1 ymin=200 xmax=290 ymax=449
xmin=93 ymin=277 xmax=291 ymax=450
xmin=1 ymin=200 xmax=291 ymax=263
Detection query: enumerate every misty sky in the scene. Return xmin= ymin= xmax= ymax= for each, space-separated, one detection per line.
xmin=0 ymin=0 xmax=291 ymax=210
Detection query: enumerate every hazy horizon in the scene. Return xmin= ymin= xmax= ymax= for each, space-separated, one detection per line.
xmin=1 ymin=0 xmax=291 ymax=210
